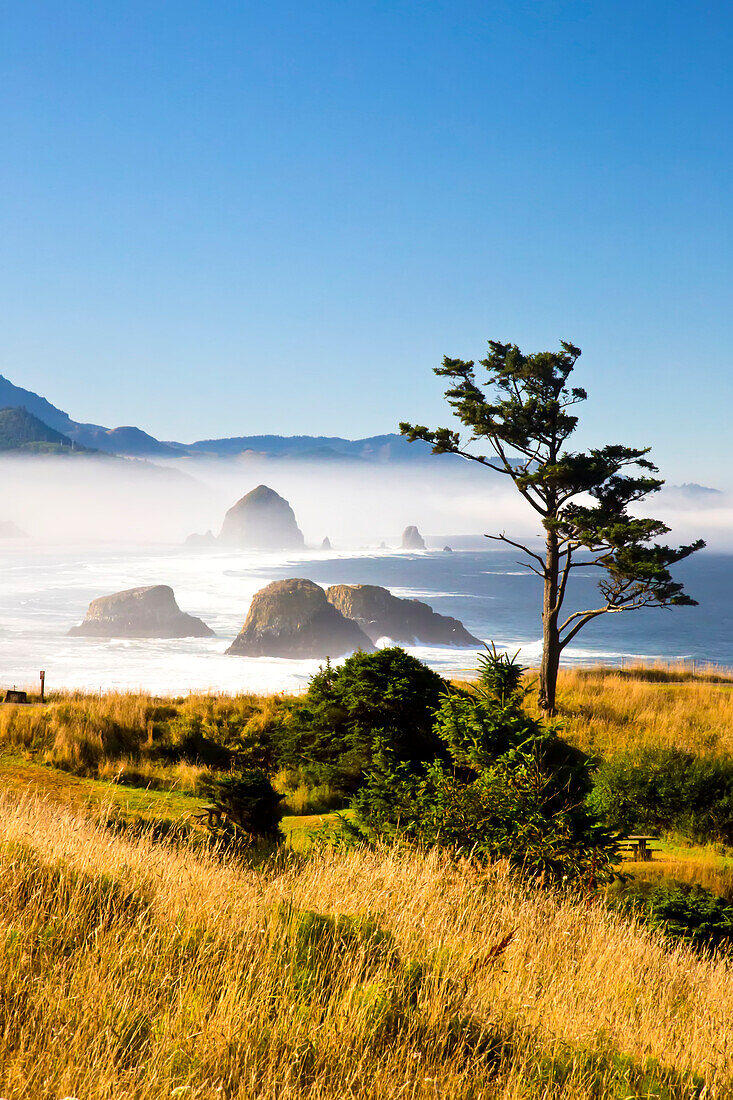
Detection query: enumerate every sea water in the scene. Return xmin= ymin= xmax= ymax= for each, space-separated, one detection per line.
xmin=0 ymin=541 xmax=729 ymax=694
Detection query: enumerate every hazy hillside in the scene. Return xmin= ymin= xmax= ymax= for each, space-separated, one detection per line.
xmin=0 ymin=406 xmax=87 ymax=453
xmin=0 ymin=373 xmax=446 ymax=462
xmin=0 ymin=376 xmax=80 ymax=436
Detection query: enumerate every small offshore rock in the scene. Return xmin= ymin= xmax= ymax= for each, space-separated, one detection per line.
xmin=69 ymin=585 xmax=214 ymax=638
xmin=185 ymin=530 xmax=216 ymax=547
xmin=0 ymin=520 xmax=26 ymax=538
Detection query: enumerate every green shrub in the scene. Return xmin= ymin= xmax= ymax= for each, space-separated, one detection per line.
xmin=282 ymin=648 xmax=447 ymax=794
xmin=353 ymin=649 xmax=617 ymax=883
xmin=608 ymin=878 xmax=733 ymax=953
xmin=199 ymin=769 xmax=285 ymax=844
xmin=590 ymin=747 xmax=733 ymax=843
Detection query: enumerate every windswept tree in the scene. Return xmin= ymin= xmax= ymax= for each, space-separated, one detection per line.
xmin=401 ymin=341 xmax=704 ymax=714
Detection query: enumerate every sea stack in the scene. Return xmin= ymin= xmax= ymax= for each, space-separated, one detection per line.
xmin=218 ymin=485 xmax=305 ymax=549
xmin=69 ymin=585 xmax=214 ymax=638
xmin=0 ymin=520 xmax=26 ymax=538
xmin=321 ymin=536 xmax=332 ymax=550
xmin=185 ymin=530 xmax=216 ymax=547
xmin=327 ymin=584 xmax=482 ymax=647
xmin=227 ymin=579 xmax=374 ymax=658
xmin=401 ymin=525 xmax=426 ymax=550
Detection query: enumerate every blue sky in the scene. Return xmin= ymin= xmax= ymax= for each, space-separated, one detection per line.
xmin=1 ymin=1 xmax=731 ymax=481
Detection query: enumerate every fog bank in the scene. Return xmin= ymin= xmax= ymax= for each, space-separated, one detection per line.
xmin=0 ymin=454 xmax=727 ymax=550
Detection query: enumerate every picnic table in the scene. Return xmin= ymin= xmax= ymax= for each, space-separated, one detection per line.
xmin=618 ymin=835 xmax=658 ymax=862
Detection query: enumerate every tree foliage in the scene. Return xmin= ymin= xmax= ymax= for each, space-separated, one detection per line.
xmin=400 ymin=341 xmax=704 ymax=711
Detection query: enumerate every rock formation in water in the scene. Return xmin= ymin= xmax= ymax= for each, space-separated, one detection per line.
xmin=321 ymin=536 xmax=332 ymax=551
xmin=401 ymin=525 xmax=425 ymax=550
xmin=0 ymin=520 xmax=26 ymax=538
xmin=185 ymin=530 xmax=216 ymax=547
xmin=69 ymin=585 xmax=214 ymax=638
xmin=227 ymin=578 xmax=374 ymax=658
xmin=326 ymin=584 xmax=482 ymax=647
xmin=218 ymin=485 xmax=305 ymax=549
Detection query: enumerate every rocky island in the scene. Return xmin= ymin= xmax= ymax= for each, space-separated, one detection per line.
xmin=401 ymin=525 xmax=426 ymax=550
xmin=218 ymin=485 xmax=305 ymax=549
xmin=69 ymin=585 xmax=214 ymax=638
xmin=326 ymin=583 xmax=482 ymax=647
xmin=0 ymin=520 xmax=26 ymax=538
xmin=227 ymin=578 xmax=374 ymax=658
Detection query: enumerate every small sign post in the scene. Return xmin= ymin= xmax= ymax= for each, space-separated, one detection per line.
xmin=39 ymin=670 xmax=45 ymax=704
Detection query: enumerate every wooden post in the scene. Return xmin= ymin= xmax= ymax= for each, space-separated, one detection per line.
xmin=39 ymin=670 xmax=45 ymax=704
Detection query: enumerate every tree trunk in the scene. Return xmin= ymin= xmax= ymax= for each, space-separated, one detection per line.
xmin=538 ymin=528 xmax=560 ymax=715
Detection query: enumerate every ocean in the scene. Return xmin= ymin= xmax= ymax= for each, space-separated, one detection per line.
xmin=0 ymin=541 xmax=728 ymax=695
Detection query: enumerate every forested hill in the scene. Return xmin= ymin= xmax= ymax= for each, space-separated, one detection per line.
xmin=0 ymin=406 xmax=87 ymax=453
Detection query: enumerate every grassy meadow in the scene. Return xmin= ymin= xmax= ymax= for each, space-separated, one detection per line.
xmin=552 ymin=664 xmax=733 ymax=758
xmin=0 ymin=788 xmax=731 ymax=1099
xmin=0 ymin=664 xmax=732 ymax=1096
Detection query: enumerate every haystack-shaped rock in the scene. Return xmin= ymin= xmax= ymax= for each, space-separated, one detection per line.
xmin=401 ymin=525 xmax=425 ymax=550
xmin=227 ymin=579 xmax=374 ymax=658
xmin=219 ymin=485 xmax=305 ymax=549
xmin=69 ymin=585 xmax=214 ymax=638
xmin=327 ymin=584 xmax=482 ymax=647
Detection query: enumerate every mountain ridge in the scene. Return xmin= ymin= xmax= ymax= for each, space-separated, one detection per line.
xmin=0 ymin=373 xmax=441 ymax=463
xmin=0 ymin=406 xmax=91 ymax=454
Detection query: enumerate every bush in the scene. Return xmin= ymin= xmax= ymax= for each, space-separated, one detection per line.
xmin=282 ymin=648 xmax=447 ymax=795
xmin=609 ymin=878 xmax=733 ymax=953
xmin=590 ymin=747 xmax=733 ymax=843
xmin=353 ymin=649 xmax=617 ymax=883
xmin=199 ymin=769 xmax=285 ymax=844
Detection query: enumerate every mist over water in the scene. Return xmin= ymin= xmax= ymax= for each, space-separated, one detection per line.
xmin=0 ymin=454 xmax=730 ymax=694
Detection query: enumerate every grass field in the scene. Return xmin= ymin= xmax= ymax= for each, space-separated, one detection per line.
xmin=0 ymin=787 xmax=731 ymax=1099
xmin=551 ymin=664 xmax=733 ymax=757
xmin=0 ymin=666 xmax=732 ymax=1096
xmin=2 ymin=662 xmax=733 ymax=874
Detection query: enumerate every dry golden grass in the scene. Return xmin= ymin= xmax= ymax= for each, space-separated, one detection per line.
xmin=625 ymin=853 xmax=733 ymax=900
xmin=548 ymin=665 xmax=733 ymax=757
xmin=5 ymin=663 xmax=732 ymax=779
xmin=0 ymin=789 xmax=730 ymax=1099
xmin=0 ymin=689 xmax=289 ymax=783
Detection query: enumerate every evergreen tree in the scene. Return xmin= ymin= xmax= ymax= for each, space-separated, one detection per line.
xmin=283 ymin=648 xmax=446 ymax=795
xmin=401 ymin=341 xmax=704 ymax=712
xmin=353 ymin=649 xmax=616 ymax=883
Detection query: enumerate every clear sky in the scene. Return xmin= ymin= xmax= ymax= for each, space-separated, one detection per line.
xmin=1 ymin=1 xmax=731 ymax=482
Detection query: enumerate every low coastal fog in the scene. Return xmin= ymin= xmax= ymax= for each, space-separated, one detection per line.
xmin=0 ymin=453 xmax=725 ymax=549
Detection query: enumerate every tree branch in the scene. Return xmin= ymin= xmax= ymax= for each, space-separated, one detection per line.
xmin=485 ymin=533 xmax=547 ymax=574
xmin=559 ymin=598 xmax=652 ymax=650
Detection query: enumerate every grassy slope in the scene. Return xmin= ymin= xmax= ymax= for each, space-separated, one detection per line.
xmin=0 ymin=788 xmax=730 ymax=1099
xmin=2 ymin=665 xmax=733 ymax=877
xmin=551 ymin=665 xmax=733 ymax=757
xmin=0 ymin=753 xmax=338 ymax=851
